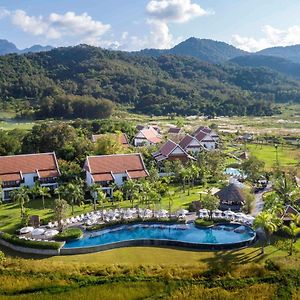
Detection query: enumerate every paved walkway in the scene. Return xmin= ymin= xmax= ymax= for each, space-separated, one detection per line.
xmin=252 ymin=182 xmax=272 ymax=217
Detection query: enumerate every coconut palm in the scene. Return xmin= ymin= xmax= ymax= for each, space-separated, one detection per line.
xmin=122 ymin=179 xmax=137 ymax=201
xmin=97 ymin=189 xmax=107 ymax=218
xmin=39 ymin=186 xmax=51 ymax=210
xmin=282 ymin=214 xmax=300 ymax=255
xmin=10 ymin=186 xmax=30 ymax=217
xmin=254 ymin=212 xmax=281 ymax=254
xmin=113 ymin=190 xmax=123 ymax=209
xmin=201 ymin=192 xmax=220 ymax=220
xmin=89 ymin=183 xmax=100 ymax=211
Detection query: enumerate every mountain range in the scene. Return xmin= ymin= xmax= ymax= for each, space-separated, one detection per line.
xmin=3 ymin=37 xmax=300 ymax=80
xmin=0 ymin=39 xmax=53 ymax=56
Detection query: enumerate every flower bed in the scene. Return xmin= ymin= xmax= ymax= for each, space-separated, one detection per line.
xmin=55 ymin=228 xmax=83 ymax=242
xmin=0 ymin=233 xmax=63 ymax=250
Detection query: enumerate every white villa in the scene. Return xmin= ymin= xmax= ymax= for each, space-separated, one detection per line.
xmin=133 ymin=126 xmax=162 ymax=147
xmin=179 ymin=126 xmax=219 ymax=152
xmin=0 ymin=152 xmax=60 ymax=200
xmin=84 ymin=153 xmax=148 ymax=197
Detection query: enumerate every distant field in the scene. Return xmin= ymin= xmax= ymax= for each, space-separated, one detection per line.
xmin=247 ymin=144 xmax=299 ymax=169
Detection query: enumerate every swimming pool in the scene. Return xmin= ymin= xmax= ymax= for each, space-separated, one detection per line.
xmin=62 ymin=223 xmax=256 ymax=254
xmin=224 ymin=167 xmax=244 ymax=177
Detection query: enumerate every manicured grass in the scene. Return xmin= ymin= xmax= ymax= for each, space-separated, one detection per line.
xmin=0 ymin=185 xmax=214 ymax=234
xmin=247 ymin=144 xmax=299 ymax=169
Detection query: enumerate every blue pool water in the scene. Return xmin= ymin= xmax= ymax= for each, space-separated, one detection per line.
xmin=63 ymin=223 xmax=256 ymax=249
xmin=224 ymin=168 xmax=244 ymax=177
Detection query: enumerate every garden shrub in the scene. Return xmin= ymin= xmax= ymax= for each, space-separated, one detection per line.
xmin=194 ymin=218 xmax=214 ymax=227
xmin=0 ymin=233 xmax=63 ymax=250
xmin=55 ymin=228 xmax=83 ymax=241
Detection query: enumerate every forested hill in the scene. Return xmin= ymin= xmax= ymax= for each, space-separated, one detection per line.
xmin=136 ymin=37 xmax=247 ymax=64
xmin=1 ymin=45 xmax=300 ymax=117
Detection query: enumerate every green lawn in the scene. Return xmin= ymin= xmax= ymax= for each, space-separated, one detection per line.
xmin=247 ymin=144 xmax=299 ymax=169
xmin=0 ymin=184 xmax=212 ymax=234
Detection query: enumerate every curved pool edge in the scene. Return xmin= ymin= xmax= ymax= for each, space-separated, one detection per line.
xmin=60 ymin=235 xmax=257 ymax=255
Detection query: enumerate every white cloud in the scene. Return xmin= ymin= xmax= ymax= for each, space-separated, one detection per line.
xmin=232 ymin=25 xmax=300 ymax=52
xmin=5 ymin=9 xmax=111 ymax=45
xmin=0 ymin=8 xmax=10 ymax=19
xmin=141 ymin=0 xmax=212 ymax=50
xmin=146 ymin=0 xmax=211 ymax=23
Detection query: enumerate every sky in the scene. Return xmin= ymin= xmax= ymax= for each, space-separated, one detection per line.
xmin=1 ymin=0 xmax=300 ymax=52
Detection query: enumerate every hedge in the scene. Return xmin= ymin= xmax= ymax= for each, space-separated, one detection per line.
xmin=194 ymin=218 xmax=231 ymax=228
xmin=86 ymin=218 xmax=185 ymax=232
xmin=0 ymin=233 xmax=63 ymax=250
xmin=55 ymin=228 xmax=83 ymax=241
xmin=195 ymin=219 xmax=214 ymax=227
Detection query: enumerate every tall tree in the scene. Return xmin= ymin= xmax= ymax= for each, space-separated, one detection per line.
xmin=39 ymin=186 xmax=51 ymax=210
xmin=254 ymin=212 xmax=280 ymax=254
xmin=201 ymin=192 xmax=220 ymax=220
xmin=53 ymin=199 xmax=69 ymax=232
xmin=10 ymin=186 xmax=30 ymax=218
xmin=282 ymin=217 xmax=300 ymax=256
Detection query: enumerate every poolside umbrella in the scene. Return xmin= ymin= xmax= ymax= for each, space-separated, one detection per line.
xmin=199 ymin=209 xmax=208 ymax=213
xmin=20 ymin=226 xmax=34 ymax=234
xmin=224 ymin=210 xmax=234 ymax=216
xmin=31 ymin=228 xmax=45 ymax=236
xmin=44 ymin=229 xmax=59 ymax=237
xmin=213 ymin=209 xmax=223 ymax=215
xmin=235 ymin=212 xmax=247 ymax=218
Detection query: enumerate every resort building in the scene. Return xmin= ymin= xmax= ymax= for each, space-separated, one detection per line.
xmin=133 ymin=126 xmax=162 ymax=147
xmin=84 ymin=153 xmax=148 ymax=197
xmin=215 ymin=183 xmax=246 ymax=212
xmin=281 ymin=205 xmax=299 ymax=222
xmin=91 ymin=133 xmax=129 ymax=147
xmin=153 ymin=140 xmax=194 ymax=164
xmin=179 ymin=126 xmax=219 ymax=153
xmin=0 ymin=152 xmax=60 ymax=200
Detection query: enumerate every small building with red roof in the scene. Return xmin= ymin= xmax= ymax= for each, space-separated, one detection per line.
xmin=133 ymin=126 xmax=162 ymax=147
xmin=0 ymin=152 xmax=60 ymax=200
xmin=84 ymin=153 xmax=148 ymax=197
xmin=153 ymin=140 xmax=195 ymax=164
xmin=179 ymin=126 xmax=219 ymax=153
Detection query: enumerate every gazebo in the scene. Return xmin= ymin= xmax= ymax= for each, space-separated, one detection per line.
xmin=215 ymin=183 xmax=246 ymax=212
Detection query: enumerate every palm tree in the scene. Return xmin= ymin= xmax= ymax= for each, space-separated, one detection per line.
xmin=113 ymin=190 xmax=123 ymax=209
xmin=39 ymin=186 xmax=51 ymax=210
xmin=66 ymin=183 xmax=84 ymax=215
xmin=10 ymin=186 xmax=30 ymax=218
xmin=254 ymin=212 xmax=280 ymax=254
xmin=282 ymin=214 xmax=300 ymax=255
xmin=201 ymin=192 xmax=220 ymax=220
xmin=122 ymin=179 xmax=136 ymax=201
xmin=274 ymin=173 xmax=299 ymax=205
xmin=97 ymin=189 xmax=107 ymax=219
xmin=89 ymin=183 xmax=100 ymax=211
xmin=30 ymin=182 xmax=41 ymax=201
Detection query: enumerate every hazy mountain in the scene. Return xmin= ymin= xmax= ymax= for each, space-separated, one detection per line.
xmin=0 ymin=39 xmax=53 ymax=55
xmin=0 ymin=39 xmax=19 ymax=55
xmin=137 ymin=37 xmax=248 ymax=63
xmin=258 ymin=45 xmax=300 ymax=64
xmin=19 ymin=45 xmax=54 ymax=54
xmin=230 ymin=55 xmax=300 ymax=79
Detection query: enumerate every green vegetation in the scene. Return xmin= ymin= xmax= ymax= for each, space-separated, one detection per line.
xmin=0 ymin=233 xmax=62 ymax=250
xmin=247 ymin=144 xmax=299 ymax=169
xmin=194 ymin=218 xmax=214 ymax=227
xmin=55 ymin=228 xmax=83 ymax=242
xmin=1 ymin=45 xmax=297 ymax=117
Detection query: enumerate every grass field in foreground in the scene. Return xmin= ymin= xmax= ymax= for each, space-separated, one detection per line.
xmin=247 ymin=144 xmax=299 ymax=169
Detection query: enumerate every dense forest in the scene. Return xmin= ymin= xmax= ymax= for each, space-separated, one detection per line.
xmin=1 ymin=45 xmax=300 ymax=117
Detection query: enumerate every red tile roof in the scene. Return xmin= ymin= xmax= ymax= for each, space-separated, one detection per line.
xmin=0 ymin=173 xmax=22 ymax=182
xmin=93 ymin=173 xmax=114 ymax=182
xmin=140 ymin=127 xmax=162 ymax=144
xmin=168 ymin=127 xmax=181 ymax=134
xmin=127 ymin=170 xmax=148 ymax=179
xmin=38 ymin=170 xmax=60 ymax=178
xmin=158 ymin=140 xmax=177 ymax=157
xmin=86 ymin=154 xmax=148 ymax=179
xmin=194 ymin=126 xmax=211 ymax=135
xmin=0 ymin=153 xmax=60 ymax=182
xmin=179 ymin=134 xmax=194 ymax=149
